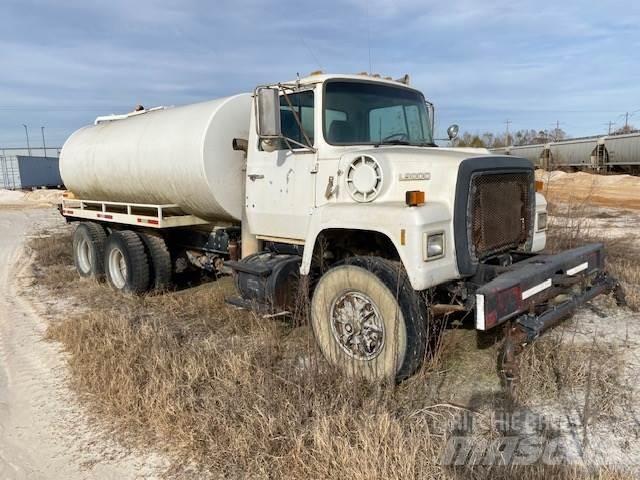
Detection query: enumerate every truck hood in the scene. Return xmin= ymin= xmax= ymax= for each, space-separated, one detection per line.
xmin=335 ymin=145 xmax=501 ymax=206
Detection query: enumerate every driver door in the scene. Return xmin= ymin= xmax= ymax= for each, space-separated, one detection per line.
xmin=245 ymin=89 xmax=317 ymax=242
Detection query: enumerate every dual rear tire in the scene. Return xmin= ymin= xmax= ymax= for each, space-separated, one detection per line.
xmin=104 ymin=230 xmax=150 ymax=294
xmin=72 ymin=222 xmax=172 ymax=294
xmin=73 ymin=222 xmax=108 ymax=278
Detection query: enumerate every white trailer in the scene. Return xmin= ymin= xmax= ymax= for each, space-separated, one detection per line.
xmin=60 ymin=73 xmax=620 ymax=382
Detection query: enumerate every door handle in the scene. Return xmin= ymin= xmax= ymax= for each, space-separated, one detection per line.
xmin=325 ymin=176 xmax=337 ymax=199
xmin=248 ymin=174 xmax=265 ymax=181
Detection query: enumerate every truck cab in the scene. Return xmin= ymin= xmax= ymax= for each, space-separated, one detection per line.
xmin=242 ymin=73 xmax=547 ymax=290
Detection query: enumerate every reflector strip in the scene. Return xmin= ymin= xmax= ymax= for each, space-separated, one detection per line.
xmin=567 ymin=262 xmax=588 ymax=276
xmin=475 ymin=294 xmax=485 ymax=330
xmin=97 ymin=213 xmax=113 ymax=219
xmin=137 ymin=218 xmax=160 ymax=225
xmin=522 ymin=278 xmax=552 ymax=300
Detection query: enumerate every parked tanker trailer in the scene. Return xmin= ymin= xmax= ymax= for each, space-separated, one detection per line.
xmin=60 ymin=73 xmax=622 ymax=381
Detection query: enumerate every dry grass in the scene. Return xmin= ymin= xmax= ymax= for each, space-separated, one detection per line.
xmin=27 ymin=225 xmax=636 ymax=479
xmin=546 ymin=201 xmax=640 ymax=311
xmin=515 ymin=336 xmax=626 ymax=415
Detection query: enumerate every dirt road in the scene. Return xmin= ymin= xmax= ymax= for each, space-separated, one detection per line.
xmin=0 ymin=205 xmax=165 ymax=479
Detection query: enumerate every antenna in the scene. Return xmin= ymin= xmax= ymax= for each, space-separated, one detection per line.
xmin=299 ymin=36 xmax=322 ymax=71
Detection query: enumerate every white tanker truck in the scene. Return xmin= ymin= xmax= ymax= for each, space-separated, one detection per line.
xmin=60 ymin=73 xmax=621 ymax=381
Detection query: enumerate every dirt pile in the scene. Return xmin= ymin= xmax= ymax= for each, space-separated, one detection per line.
xmin=0 ymin=188 xmax=63 ymax=207
xmin=536 ymin=170 xmax=640 ymax=209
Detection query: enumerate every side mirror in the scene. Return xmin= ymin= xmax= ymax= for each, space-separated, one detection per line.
xmin=447 ymin=124 xmax=459 ymax=140
xmin=256 ymin=87 xmax=281 ymax=137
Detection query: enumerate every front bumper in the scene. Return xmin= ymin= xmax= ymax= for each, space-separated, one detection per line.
xmin=475 ymin=243 xmax=618 ymax=338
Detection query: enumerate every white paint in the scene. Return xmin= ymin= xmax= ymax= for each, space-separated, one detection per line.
xmin=351 ymin=163 xmax=377 ymax=193
xmin=475 ymin=294 xmax=486 ymax=330
xmin=567 ymin=262 xmax=588 ymax=276
xmin=522 ymin=278 xmax=552 ymax=300
xmin=60 ymin=94 xmax=252 ymax=222
xmin=61 ymin=198 xmax=211 ymax=228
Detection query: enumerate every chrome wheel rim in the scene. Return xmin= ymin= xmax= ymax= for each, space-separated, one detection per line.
xmin=108 ymin=248 xmax=127 ymax=289
xmin=330 ymin=290 xmax=385 ymax=360
xmin=76 ymin=238 xmax=91 ymax=273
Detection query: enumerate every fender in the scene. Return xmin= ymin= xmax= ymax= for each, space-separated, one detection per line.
xmin=301 ymin=201 xmax=461 ymax=291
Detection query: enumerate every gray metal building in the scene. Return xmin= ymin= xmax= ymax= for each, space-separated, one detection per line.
xmin=0 ymin=155 xmax=63 ymax=189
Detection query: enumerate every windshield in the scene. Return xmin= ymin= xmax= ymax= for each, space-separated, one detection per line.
xmin=323 ymin=80 xmax=434 ymax=146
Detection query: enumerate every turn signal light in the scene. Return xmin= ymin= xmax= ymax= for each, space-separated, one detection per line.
xmin=405 ymin=190 xmax=425 ymax=207
xmin=535 ymin=180 xmax=544 ymax=192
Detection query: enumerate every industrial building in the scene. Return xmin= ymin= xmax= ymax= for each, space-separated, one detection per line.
xmin=0 ymin=147 xmax=63 ymax=189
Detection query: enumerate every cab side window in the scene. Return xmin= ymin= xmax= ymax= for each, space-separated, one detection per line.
xmin=279 ymin=90 xmax=314 ymax=148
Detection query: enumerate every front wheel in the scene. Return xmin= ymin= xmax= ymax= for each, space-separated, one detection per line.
xmin=310 ymin=257 xmax=428 ymax=381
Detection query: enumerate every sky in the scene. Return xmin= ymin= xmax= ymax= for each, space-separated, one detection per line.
xmin=1 ymin=0 xmax=639 ymax=148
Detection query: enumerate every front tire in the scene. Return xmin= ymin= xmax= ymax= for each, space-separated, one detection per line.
xmin=104 ymin=230 xmax=150 ymax=294
xmin=310 ymin=257 xmax=428 ymax=381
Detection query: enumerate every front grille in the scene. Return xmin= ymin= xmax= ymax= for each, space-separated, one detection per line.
xmin=469 ymin=172 xmax=533 ymax=260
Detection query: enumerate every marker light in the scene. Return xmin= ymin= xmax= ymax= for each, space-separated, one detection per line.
xmin=405 ymin=190 xmax=425 ymax=207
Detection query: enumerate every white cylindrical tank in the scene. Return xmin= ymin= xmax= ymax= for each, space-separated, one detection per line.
xmin=60 ymin=94 xmax=252 ymax=222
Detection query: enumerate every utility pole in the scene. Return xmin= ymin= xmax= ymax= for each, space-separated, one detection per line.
xmin=41 ymin=126 xmax=47 ymax=157
xmin=22 ymin=124 xmax=32 ymax=156
xmin=505 ymin=119 xmax=512 ymax=147
xmin=605 ymin=121 xmax=615 ymax=135
xmin=551 ymin=120 xmax=562 ymax=141
xmin=624 ymin=112 xmax=629 ymax=129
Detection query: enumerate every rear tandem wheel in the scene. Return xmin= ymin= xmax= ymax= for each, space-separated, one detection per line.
xmin=103 ymin=230 xmax=151 ymax=294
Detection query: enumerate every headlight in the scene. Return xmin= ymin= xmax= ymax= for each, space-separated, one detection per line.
xmin=537 ymin=212 xmax=548 ymax=231
xmin=424 ymin=232 xmax=445 ymax=260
